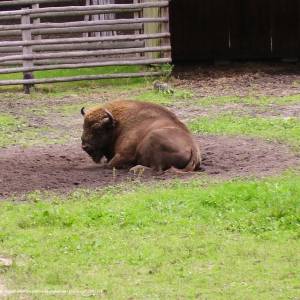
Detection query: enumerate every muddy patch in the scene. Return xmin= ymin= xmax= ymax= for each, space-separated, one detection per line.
xmin=1 ymin=135 xmax=299 ymax=199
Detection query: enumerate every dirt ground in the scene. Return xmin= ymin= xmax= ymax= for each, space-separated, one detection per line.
xmin=1 ymin=135 xmax=299 ymax=199
xmin=173 ymin=62 xmax=300 ymax=97
xmin=1 ymin=63 xmax=300 ymax=199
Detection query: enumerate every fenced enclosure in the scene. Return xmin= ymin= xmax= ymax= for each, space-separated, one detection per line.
xmin=0 ymin=0 xmax=171 ymax=93
xmin=170 ymin=0 xmax=300 ymax=62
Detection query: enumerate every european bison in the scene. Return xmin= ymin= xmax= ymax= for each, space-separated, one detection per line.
xmin=81 ymin=100 xmax=201 ymax=171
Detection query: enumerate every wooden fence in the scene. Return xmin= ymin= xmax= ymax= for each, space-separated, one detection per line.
xmin=0 ymin=0 xmax=171 ymax=93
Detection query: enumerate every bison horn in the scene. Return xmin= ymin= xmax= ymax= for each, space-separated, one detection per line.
xmin=81 ymin=107 xmax=85 ymax=116
xmin=104 ymin=109 xmax=116 ymax=127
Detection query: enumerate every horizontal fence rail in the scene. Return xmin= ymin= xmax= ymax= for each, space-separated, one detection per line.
xmin=0 ymin=0 xmax=75 ymax=6
xmin=0 ymin=2 xmax=169 ymax=20
xmin=0 ymin=24 xmax=144 ymax=37
xmin=0 ymin=32 xmax=170 ymax=47
xmin=0 ymin=0 xmax=171 ymax=93
xmin=0 ymin=58 xmax=171 ymax=75
xmin=0 ymin=17 xmax=168 ymax=32
xmin=0 ymin=46 xmax=172 ymax=63
xmin=0 ymin=41 xmax=147 ymax=53
xmin=0 ymin=71 xmax=164 ymax=86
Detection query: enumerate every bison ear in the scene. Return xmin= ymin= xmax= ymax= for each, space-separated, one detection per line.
xmin=91 ymin=109 xmax=116 ymax=131
xmin=91 ymin=117 xmax=114 ymax=132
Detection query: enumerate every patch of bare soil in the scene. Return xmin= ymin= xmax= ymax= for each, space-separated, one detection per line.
xmin=264 ymin=103 xmax=300 ymax=118
xmin=170 ymin=104 xmax=252 ymax=122
xmin=174 ymin=63 xmax=300 ymax=97
xmin=1 ymin=136 xmax=299 ymax=199
xmin=171 ymin=102 xmax=300 ymax=121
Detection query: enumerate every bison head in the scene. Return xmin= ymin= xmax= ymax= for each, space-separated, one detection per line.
xmin=80 ymin=107 xmax=116 ymax=163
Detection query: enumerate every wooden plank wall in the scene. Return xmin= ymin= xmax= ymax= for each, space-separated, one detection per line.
xmin=170 ymin=0 xmax=300 ymax=61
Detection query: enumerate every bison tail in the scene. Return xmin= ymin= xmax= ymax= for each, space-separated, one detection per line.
xmin=184 ymin=145 xmax=201 ymax=171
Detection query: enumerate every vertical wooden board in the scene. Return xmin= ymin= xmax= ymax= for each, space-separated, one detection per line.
xmin=191 ymin=0 xmax=215 ymax=60
xmin=271 ymin=0 xmax=299 ymax=58
xmin=169 ymin=0 xmax=185 ymax=60
xmin=184 ymin=0 xmax=202 ymax=60
xmin=170 ymin=0 xmax=215 ymax=61
xmin=170 ymin=0 xmax=230 ymax=61
xmin=298 ymin=1 xmax=300 ymax=57
xmin=230 ymin=0 xmax=271 ymax=59
xmin=171 ymin=0 xmax=202 ymax=60
xmin=143 ymin=0 xmax=160 ymax=58
xmin=209 ymin=0 xmax=230 ymax=59
xmin=159 ymin=3 xmax=170 ymax=59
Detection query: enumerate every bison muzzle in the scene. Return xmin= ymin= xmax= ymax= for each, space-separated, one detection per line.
xmin=81 ymin=100 xmax=201 ymax=171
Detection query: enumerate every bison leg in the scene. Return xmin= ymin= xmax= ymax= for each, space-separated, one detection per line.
xmin=129 ymin=165 xmax=151 ymax=175
xmin=106 ymin=153 xmax=134 ymax=169
xmin=165 ymin=167 xmax=191 ymax=174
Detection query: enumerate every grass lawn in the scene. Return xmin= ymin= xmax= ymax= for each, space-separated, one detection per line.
xmin=1 ymin=174 xmax=300 ymax=299
xmin=194 ymin=94 xmax=300 ymax=107
xmin=189 ymin=114 xmax=300 ymax=150
xmin=0 ymin=65 xmax=172 ymax=95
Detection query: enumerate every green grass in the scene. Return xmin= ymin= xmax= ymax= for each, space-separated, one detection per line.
xmin=52 ymin=87 xmax=191 ymax=115
xmin=0 ymin=174 xmax=299 ymax=299
xmin=189 ymin=114 xmax=300 ymax=149
xmin=0 ymin=114 xmax=19 ymax=128
xmin=0 ymin=65 xmax=166 ymax=95
xmin=7 ymin=81 xmax=149 ymax=106
xmin=0 ymin=114 xmax=23 ymax=147
xmin=196 ymin=94 xmax=300 ymax=107
xmin=0 ymin=113 xmax=67 ymax=148
xmin=0 ymin=66 xmax=151 ymax=81
xmin=51 ymin=103 xmax=97 ymax=116
xmin=0 ymin=126 xmax=68 ymax=148
xmin=135 ymin=88 xmax=194 ymax=105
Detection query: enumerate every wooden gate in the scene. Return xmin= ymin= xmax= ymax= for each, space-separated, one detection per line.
xmin=170 ymin=0 xmax=300 ymax=61
xmin=0 ymin=0 xmax=171 ymax=92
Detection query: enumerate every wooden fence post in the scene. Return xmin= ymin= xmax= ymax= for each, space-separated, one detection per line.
xmin=97 ymin=0 xmax=115 ymax=37
xmin=83 ymin=0 xmax=91 ymax=37
xmin=32 ymin=3 xmax=41 ymax=41
xmin=21 ymin=9 xmax=34 ymax=94
xmin=91 ymin=0 xmax=100 ymax=37
xmin=134 ymin=0 xmax=142 ymax=57
xmin=160 ymin=1 xmax=170 ymax=59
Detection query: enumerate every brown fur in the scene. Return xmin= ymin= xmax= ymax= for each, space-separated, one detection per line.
xmin=81 ymin=100 xmax=201 ymax=171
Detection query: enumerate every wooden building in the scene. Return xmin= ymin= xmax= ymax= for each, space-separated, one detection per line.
xmin=169 ymin=0 xmax=300 ymax=62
